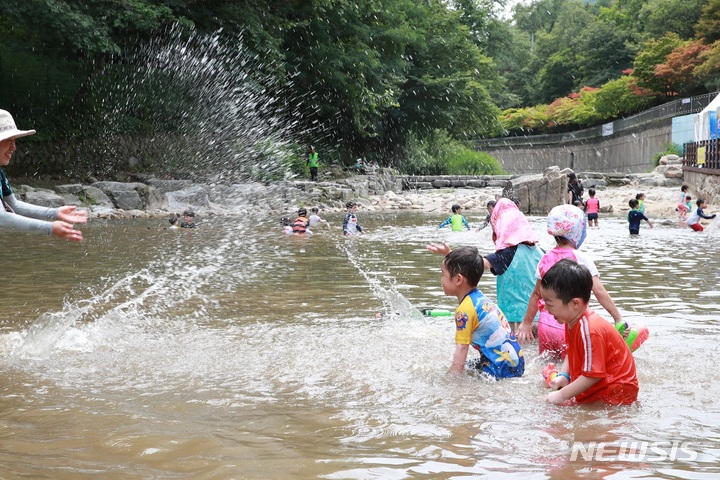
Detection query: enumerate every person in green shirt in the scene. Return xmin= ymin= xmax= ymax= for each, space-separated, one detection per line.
xmin=438 ymin=204 xmax=471 ymax=232
xmin=306 ymin=145 xmax=319 ymax=181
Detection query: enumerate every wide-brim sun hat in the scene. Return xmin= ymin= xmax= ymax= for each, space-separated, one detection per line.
xmin=0 ymin=110 xmax=36 ymax=142
xmin=547 ymin=204 xmax=587 ymax=249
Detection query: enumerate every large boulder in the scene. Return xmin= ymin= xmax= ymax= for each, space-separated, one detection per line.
xmin=145 ymin=178 xmax=193 ymax=193
xmin=82 ymin=186 xmax=113 ymax=208
xmin=503 ymin=166 xmax=565 ymax=214
xmin=91 ymin=181 xmax=165 ymax=211
xmin=166 ymin=185 xmax=211 ymax=211
xmin=659 ymin=154 xmax=682 ymax=165
xmin=20 ymin=187 xmax=67 ymax=208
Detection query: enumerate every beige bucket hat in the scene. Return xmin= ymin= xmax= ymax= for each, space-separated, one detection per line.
xmin=0 ymin=110 xmax=36 ymax=142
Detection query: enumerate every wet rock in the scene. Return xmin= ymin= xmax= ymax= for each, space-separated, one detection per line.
xmin=503 ymin=166 xmax=564 ymax=214
xmin=54 ymin=184 xmax=84 ymax=195
xmin=166 ymin=185 xmax=211 ymax=211
xmin=21 ymin=188 xmax=66 ymax=208
xmin=659 ymin=154 xmax=682 ymax=165
xmin=605 ymin=173 xmax=632 ymax=186
xmin=145 ymin=179 xmax=193 ymax=193
xmin=82 ymin=186 xmax=113 ymax=207
xmin=109 ymin=190 xmax=143 ymax=210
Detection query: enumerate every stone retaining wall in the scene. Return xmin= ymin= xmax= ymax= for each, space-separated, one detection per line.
xmin=479 ymin=120 xmax=671 ymax=175
xmin=683 ymin=168 xmax=720 ymax=205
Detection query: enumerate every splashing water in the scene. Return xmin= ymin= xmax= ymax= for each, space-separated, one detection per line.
xmin=80 ymin=25 xmax=322 ymax=181
xmin=336 ymin=236 xmax=427 ymax=322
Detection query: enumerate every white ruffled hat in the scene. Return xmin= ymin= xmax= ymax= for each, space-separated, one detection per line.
xmin=0 ymin=110 xmax=36 ymax=142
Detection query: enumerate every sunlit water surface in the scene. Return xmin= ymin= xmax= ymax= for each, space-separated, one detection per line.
xmin=1 ymin=212 xmax=718 ymax=479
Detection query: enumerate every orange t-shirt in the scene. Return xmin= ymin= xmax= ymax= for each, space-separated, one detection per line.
xmin=566 ymin=309 xmax=638 ymax=405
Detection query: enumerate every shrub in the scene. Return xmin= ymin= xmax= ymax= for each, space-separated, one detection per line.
xmin=399 ymin=130 xmax=505 ymax=176
xmin=652 ymin=143 xmax=683 ymax=166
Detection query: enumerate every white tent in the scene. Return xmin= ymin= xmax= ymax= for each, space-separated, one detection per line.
xmin=694 ymin=93 xmax=720 ymax=141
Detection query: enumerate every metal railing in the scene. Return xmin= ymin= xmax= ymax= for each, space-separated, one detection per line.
xmin=478 ymin=91 xmax=719 ymax=148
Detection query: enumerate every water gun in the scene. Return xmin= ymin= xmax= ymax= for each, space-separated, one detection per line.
xmin=615 ymin=322 xmax=649 ymax=352
xmin=542 ymin=363 xmax=558 ymax=388
xmin=421 ymin=309 xmax=453 ymax=317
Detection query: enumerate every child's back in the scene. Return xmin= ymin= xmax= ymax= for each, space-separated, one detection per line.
xmin=585 ymin=196 xmax=599 ymax=214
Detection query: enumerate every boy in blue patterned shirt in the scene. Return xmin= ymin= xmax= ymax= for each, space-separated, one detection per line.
xmin=440 ymin=246 xmax=524 ymax=379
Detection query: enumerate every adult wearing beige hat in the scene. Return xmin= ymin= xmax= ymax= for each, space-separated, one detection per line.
xmin=0 ymin=110 xmax=86 ymax=241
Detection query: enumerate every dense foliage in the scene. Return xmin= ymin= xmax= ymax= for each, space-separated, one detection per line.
xmin=499 ymin=0 xmax=719 ymax=134
xmin=0 ymin=0 xmax=716 ymax=177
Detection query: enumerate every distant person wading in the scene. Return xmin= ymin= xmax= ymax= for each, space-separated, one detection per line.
xmin=306 ymin=146 xmax=319 ymax=181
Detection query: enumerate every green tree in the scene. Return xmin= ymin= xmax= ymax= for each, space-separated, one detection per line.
xmin=695 ymin=0 xmax=720 ymax=43
xmin=574 ymin=17 xmax=634 ymax=87
xmin=570 ymin=87 xmax=602 ymax=126
xmin=694 ymin=41 xmax=720 ymax=91
xmin=632 ymin=32 xmax=685 ymax=95
xmin=591 ymin=74 xmax=655 ymax=119
xmin=534 ymin=48 xmax=579 ymax=103
xmin=639 ymin=0 xmax=706 ymax=40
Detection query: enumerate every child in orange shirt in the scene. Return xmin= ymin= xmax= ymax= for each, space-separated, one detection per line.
xmin=541 ymin=259 xmax=638 ymax=406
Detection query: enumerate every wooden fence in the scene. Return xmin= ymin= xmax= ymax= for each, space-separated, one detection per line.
xmin=684 ymin=139 xmax=720 ymax=173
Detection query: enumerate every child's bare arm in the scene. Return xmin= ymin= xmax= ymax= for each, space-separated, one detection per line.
xmin=517 ymin=280 xmax=542 ymax=343
xmin=449 ymin=344 xmax=470 ymax=374
xmin=546 ymin=375 xmax=601 ymax=405
xmin=591 ymin=277 xmax=623 ymax=325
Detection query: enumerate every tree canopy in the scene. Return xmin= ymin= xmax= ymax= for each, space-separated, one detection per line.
xmin=0 ymin=0 xmax=717 ymax=176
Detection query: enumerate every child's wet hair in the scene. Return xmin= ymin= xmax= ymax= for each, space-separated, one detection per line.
xmin=443 ymin=246 xmax=484 ymax=287
xmin=629 ymin=198 xmax=639 ymax=209
xmin=451 ymin=204 xmax=462 ymax=213
xmin=541 ymin=258 xmax=592 ymax=304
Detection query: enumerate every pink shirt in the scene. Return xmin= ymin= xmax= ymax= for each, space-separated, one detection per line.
xmin=585 ymin=197 xmax=599 ymax=215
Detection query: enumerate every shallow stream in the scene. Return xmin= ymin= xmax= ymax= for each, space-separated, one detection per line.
xmin=1 ymin=211 xmax=718 ymax=479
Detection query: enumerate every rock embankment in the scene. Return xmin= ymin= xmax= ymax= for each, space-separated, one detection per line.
xmin=11 ymin=155 xmax=705 ymax=221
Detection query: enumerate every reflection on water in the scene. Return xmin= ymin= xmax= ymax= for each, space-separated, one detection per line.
xmin=0 ymin=212 xmax=719 ymax=479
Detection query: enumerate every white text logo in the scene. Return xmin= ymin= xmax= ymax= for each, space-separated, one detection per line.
xmin=569 ymin=441 xmax=698 ymax=462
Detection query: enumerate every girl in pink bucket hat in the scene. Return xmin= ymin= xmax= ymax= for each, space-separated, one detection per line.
xmin=516 ymin=204 xmax=624 ymax=358
xmin=0 ymin=110 xmax=86 ymax=241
